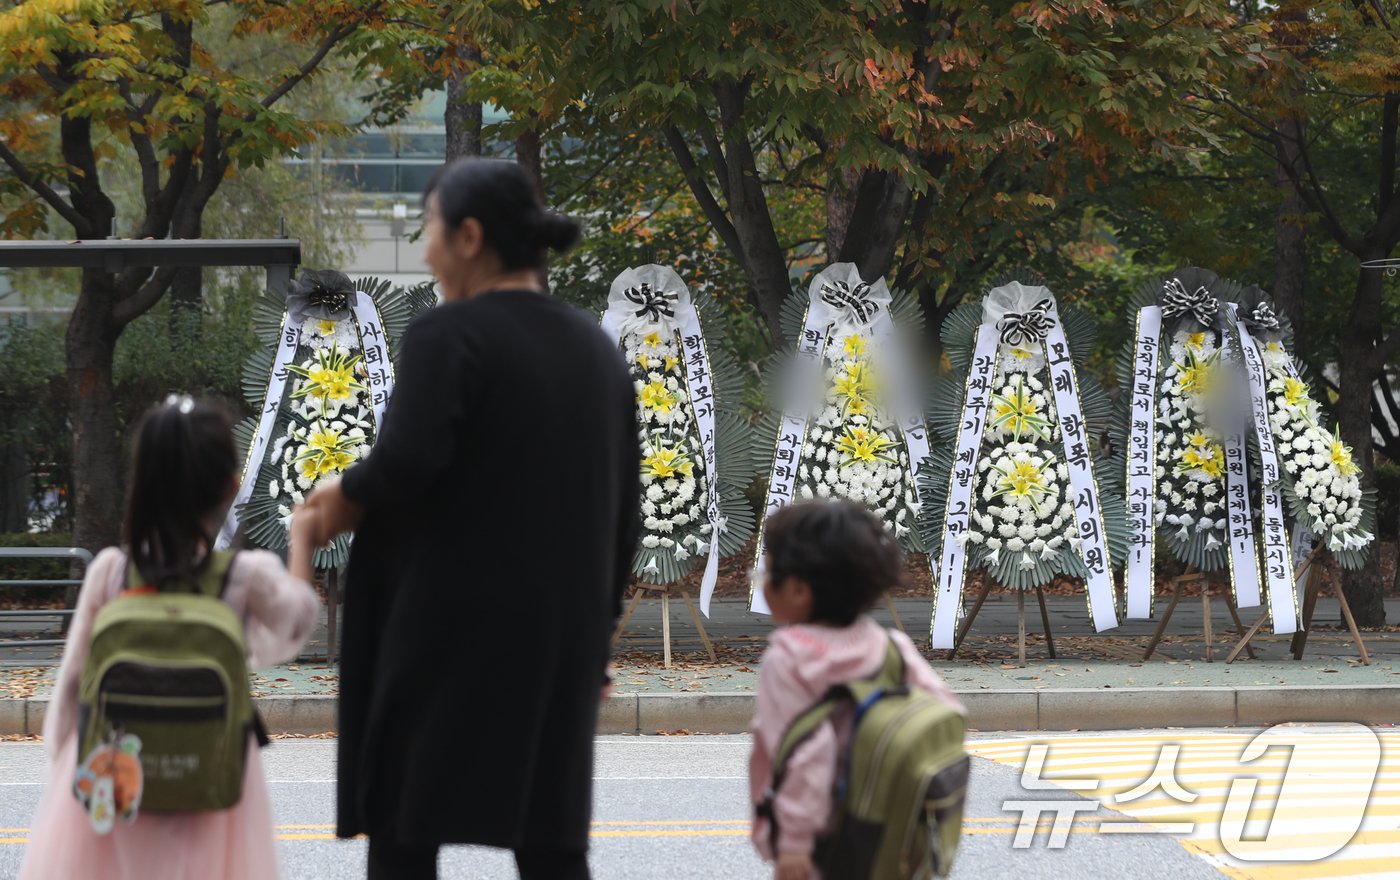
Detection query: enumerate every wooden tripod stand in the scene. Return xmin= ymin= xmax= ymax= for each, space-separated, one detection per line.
xmin=1225 ymin=546 xmax=1370 ymax=665
xmin=611 ymin=583 xmax=716 ymax=669
xmin=947 ymin=579 xmax=1056 ymax=667
xmin=1141 ymin=568 xmax=1255 ymax=662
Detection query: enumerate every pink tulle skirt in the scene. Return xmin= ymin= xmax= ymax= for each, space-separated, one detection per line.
xmin=20 ymin=735 xmax=283 ymax=880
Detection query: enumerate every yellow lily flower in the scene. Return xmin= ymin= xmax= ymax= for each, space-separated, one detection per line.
xmin=639 ymin=381 xmax=678 ymax=414
xmin=1331 ymin=427 xmax=1360 ymax=476
xmin=1283 ymin=377 xmax=1311 ymax=409
xmin=836 ymin=426 xmax=897 ymax=467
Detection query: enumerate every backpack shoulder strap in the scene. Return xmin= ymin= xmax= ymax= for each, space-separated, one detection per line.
xmin=195 ymin=550 xmax=238 ymax=599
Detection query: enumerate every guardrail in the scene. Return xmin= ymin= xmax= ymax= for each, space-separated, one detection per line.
xmin=0 ymin=547 xmax=93 ymax=649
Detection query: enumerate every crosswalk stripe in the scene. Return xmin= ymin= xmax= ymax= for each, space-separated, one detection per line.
xmin=968 ymin=728 xmax=1400 ymax=879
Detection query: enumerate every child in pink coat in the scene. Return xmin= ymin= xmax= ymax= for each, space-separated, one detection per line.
xmin=749 ymin=500 xmax=964 ymax=880
xmin=20 ymin=397 xmax=320 ymax=880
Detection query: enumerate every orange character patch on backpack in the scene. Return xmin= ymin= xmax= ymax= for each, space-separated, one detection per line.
xmin=74 ymin=733 xmax=144 ymax=834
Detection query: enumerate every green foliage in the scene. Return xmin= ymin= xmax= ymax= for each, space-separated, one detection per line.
xmin=0 ymin=531 xmax=76 ymax=581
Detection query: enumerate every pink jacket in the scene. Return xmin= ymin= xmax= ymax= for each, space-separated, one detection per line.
xmin=20 ymin=547 xmax=319 ymax=880
xmin=748 ymin=616 xmax=963 ymax=861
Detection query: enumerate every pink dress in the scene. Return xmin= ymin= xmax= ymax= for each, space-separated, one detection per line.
xmin=20 ymin=547 xmax=319 ymax=880
xmin=748 ymin=617 xmax=964 ymax=864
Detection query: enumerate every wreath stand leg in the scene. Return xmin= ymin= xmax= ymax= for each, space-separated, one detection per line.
xmin=610 ymin=587 xmax=647 ymax=652
xmin=677 ymin=588 xmax=717 ymax=663
xmin=1201 ymin=578 xmax=1214 ymax=662
xmin=1222 ymin=595 xmax=1256 ymax=661
xmin=1223 ymin=544 xmax=1369 ymax=665
xmin=1017 ymin=589 xmax=1027 ymax=668
xmin=1035 ymin=584 xmax=1056 ymax=660
xmin=1142 ymin=567 xmax=1194 ymax=661
xmin=884 ymin=595 xmax=908 ymax=637
xmin=325 ymin=567 xmax=340 ymax=662
xmin=1290 ymin=567 xmax=1370 ymax=666
xmin=948 ymin=577 xmax=995 ymax=660
xmin=610 ymin=584 xmax=717 ymax=669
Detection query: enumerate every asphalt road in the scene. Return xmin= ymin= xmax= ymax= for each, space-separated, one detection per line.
xmin=0 ymin=732 xmax=1240 ymax=880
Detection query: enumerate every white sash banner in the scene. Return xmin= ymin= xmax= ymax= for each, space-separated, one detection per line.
xmin=1043 ymin=306 xmax=1119 ymax=634
xmin=351 ymin=291 xmax=395 ymax=430
xmin=1233 ymin=308 xmax=1298 ymax=633
xmin=216 ymin=316 xmax=302 ymax=550
xmin=603 ymin=266 xmax=726 ymax=616
xmin=1124 ymin=306 xmax=1162 ymax=619
xmin=1224 ymin=429 xmax=1263 ymax=609
xmin=930 ymin=322 xmax=1000 ymax=649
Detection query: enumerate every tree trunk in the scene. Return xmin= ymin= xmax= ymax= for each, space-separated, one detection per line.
xmin=1338 ymin=264 xmax=1386 ymax=626
xmin=515 ymin=128 xmax=544 ymax=200
xmin=514 ymin=128 xmax=549 ymax=287
xmin=714 ymin=83 xmax=794 ymax=341
xmin=825 ymin=167 xmax=861 ymax=260
xmin=1272 ymin=117 xmax=1307 ymax=340
xmin=66 ymin=271 xmax=124 ymax=554
xmin=0 ymin=429 xmax=27 ymax=533
xmin=838 ymin=169 xmax=912 ymax=282
xmin=169 ymin=215 xmax=203 ymax=335
xmin=445 ymin=48 xmax=483 ymax=160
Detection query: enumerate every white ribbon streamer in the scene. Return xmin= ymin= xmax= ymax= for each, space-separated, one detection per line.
xmin=1232 ymin=307 xmax=1298 ymax=634
xmin=216 ymin=317 xmax=302 ymax=550
xmin=1124 ymin=306 xmax=1162 ymax=619
xmin=350 ymin=291 xmax=396 ymax=431
xmin=1224 ymin=429 xmax=1263 ymax=608
xmin=930 ymin=323 xmax=1001 ymax=648
xmin=603 ymin=266 xmax=726 ymax=615
xmin=754 ymin=263 xmax=924 ymax=614
xmin=1042 ymin=304 xmax=1119 ymax=634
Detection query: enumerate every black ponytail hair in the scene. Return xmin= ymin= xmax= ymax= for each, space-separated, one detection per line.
xmin=423 ymin=158 xmax=580 ymax=270
xmin=122 ymin=395 xmax=238 ymax=587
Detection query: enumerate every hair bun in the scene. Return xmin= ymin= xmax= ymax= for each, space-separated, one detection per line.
xmin=534 ymin=211 xmax=581 ymax=253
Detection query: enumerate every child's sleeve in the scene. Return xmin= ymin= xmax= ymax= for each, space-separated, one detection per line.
xmin=891 ymin=629 xmax=965 ymax=715
xmin=42 ymin=548 xmax=124 ymax=763
xmin=235 ymin=551 xmax=320 ymax=668
xmin=749 ymin=640 xmax=838 ymax=861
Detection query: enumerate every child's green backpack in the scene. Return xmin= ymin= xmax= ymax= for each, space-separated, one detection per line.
xmin=763 ymin=637 xmax=969 ymax=879
xmin=75 ymin=550 xmax=261 ymax=823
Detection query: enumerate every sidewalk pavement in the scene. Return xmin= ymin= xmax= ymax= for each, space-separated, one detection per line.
xmin=4 ymin=596 xmax=1398 ymax=736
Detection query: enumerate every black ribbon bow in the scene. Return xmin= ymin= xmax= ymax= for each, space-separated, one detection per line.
xmin=287 ymin=268 xmax=355 ymax=324
xmin=1160 ymin=278 xmax=1218 ymax=327
xmin=1243 ymin=302 xmax=1281 ymax=333
xmin=819 ymin=280 xmax=878 ymax=324
xmin=624 ymin=283 xmax=679 ymax=323
xmin=996 ymin=298 xmax=1056 ymax=347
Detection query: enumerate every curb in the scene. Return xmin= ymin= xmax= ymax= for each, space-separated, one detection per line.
xmin=4 ymin=685 xmax=1397 ymax=737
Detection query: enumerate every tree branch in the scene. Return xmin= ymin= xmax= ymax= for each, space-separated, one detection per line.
xmin=662 ymin=125 xmax=744 ymax=261
xmin=1380 ymin=95 xmax=1398 ymax=216
xmin=113 ymin=265 xmax=178 ymax=327
xmin=1277 ymin=121 xmax=1364 ymax=254
xmin=260 ymin=21 xmax=359 ymax=110
xmin=1375 ymin=328 xmax=1400 ymax=368
xmin=694 ymin=114 xmax=731 ymax=205
xmin=0 ymin=140 xmax=89 ymax=235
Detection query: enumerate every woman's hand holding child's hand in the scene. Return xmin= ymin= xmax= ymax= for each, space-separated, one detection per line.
xmin=775 ymin=852 xmax=813 ymax=880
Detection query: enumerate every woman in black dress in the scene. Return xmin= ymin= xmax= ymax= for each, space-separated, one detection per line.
xmin=304 ymin=159 xmax=640 ymax=880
